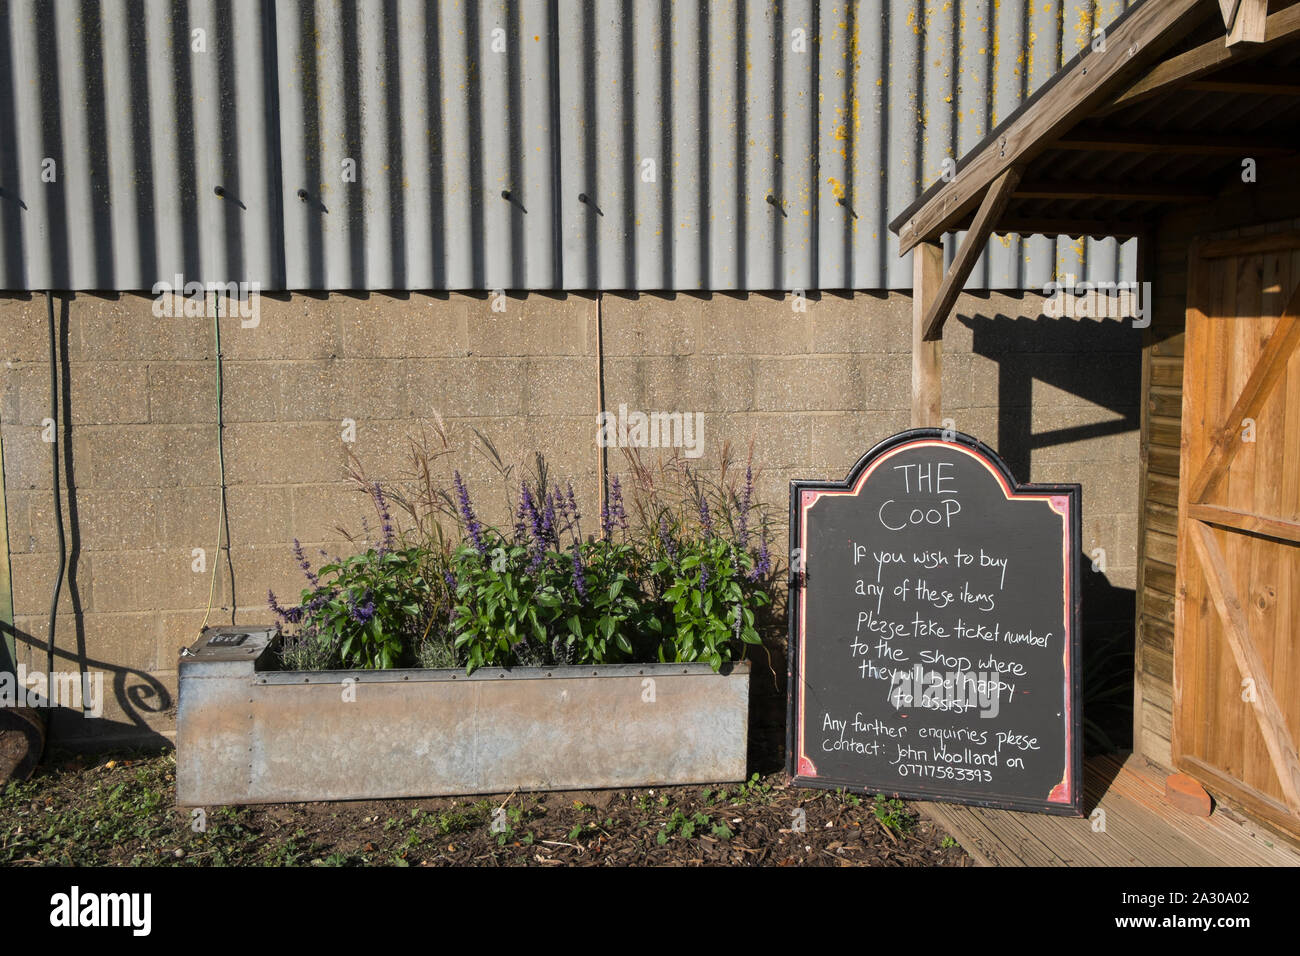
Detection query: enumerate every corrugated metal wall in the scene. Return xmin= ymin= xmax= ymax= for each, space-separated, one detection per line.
xmin=0 ymin=0 xmax=1138 ymax=292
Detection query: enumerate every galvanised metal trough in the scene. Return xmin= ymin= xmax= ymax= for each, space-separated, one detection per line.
xmin=175 ymin=626 xmax=750 ymax=806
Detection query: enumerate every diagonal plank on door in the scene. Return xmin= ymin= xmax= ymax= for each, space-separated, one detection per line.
xmin=1189 ymin=522 xmax=1300 ymax=815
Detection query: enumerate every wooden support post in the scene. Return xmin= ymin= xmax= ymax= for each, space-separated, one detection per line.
xmin=1228 ymin=0 xmax=1268 ymax=45
xmin=912 ymin=240 xmax=944 ymax=428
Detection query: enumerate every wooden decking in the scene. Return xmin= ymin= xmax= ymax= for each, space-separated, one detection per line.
xmin=919 ymin=753 xmax=1300 ymax=866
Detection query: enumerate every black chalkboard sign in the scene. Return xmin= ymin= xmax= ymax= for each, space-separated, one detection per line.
xmin=786 ymin=428 xmax=1082 ymax=815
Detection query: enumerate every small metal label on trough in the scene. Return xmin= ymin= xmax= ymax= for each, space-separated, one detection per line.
xmin=206 ymin=631 xmax=249 ymax=647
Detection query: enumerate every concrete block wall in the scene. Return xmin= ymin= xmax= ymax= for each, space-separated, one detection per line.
xmin=0 ymin=289 xmax=1141 ymax=748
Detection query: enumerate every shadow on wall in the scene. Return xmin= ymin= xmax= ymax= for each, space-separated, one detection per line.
xmin=2 ymin=296 xmax=172 ymax=750
xmin=0 ymin=621 xmax=172 ymax=750
xmin=966 ymin=306 xmax=1140 ymax=753
xmin=959 ymin=307 xmax=1141 ymax=480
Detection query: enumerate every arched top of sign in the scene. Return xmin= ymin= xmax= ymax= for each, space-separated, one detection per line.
xmin=799 ymin=428 xmax=1070 ymax=515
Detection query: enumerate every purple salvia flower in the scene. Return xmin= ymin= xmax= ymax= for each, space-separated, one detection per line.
xmin=542 ymin=491 xmax=557 ymax=545
xmin=520 ymin=483 xmax=544 ymax=547
xmin=600 ymin=497 xmax=613 ymax=540
xmin=292 ymin=539 xmax=319 ymax=588
xmin=699 ymin=561 xmax=710 ymax=594
xmin=566 ymin=483 xmax=581 ymax=536
xmin=268 ymin=588 xmax=302 ymax=625
xmin=698 ymin=495 xmax=713 ymax=537
xmin=658 ymin=514 xmax=678 ymax=560
xmin=564 ymin=481 xmax=585 ymax=541
xmin=611 ymin=476 xmax=627 ymax=531
xmin=348 ymin=592 xmax=376 ymax=624
xmin=571 ymin=545 xmax=588 ymax=602
xmin=453 ymin=471 xmax=487 ymax=554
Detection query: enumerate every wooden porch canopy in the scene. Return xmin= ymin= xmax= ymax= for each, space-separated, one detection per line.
xmin=889 ymin=0 xmax=1300 ymax=427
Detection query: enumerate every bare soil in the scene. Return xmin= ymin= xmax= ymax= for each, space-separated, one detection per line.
xmin=1 ymin=749 xmax=972 ymax=867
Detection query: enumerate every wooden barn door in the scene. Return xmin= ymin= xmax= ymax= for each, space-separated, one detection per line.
xmin=1174 ymin=231 xmax=1300 ymax=838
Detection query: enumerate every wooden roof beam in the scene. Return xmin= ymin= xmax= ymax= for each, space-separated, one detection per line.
xmin=1106 ymin=3 xmax=1300 ymax=113
xmin=919 ymin=168 xmax=1021 ymax=342
xmin=1187 ymin=68 xmax=1300 ymax=96
xmin=892 ymin=0 xmax=1206 ymax=256
xmin=1052 ymin=128 xmax=1296 ymax=156
xmin=1015 ymin=181 xmax=1213 ymax=203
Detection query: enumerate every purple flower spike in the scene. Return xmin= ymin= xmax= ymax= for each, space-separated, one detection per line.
xmin=658 ymin=514 xmax=678 ymax=560
xmin=611 ymin=476 xmax=628 ymax=531
xmin=373 ymin=481 xmax=396 ymax=552
xmin=566 ymin=483 xmax=581 ymax=533
xmin=348 ymin=591 xmax=376 ymax=624
xmin=268 ymin=588 xmax=302 ymax=625
xmin=698 ymin=495 xmax=713 ymax=537
xmin=571 ymin=545 xmax=588 ymax=602
xmin=453 ymin=470 xmax=487 ymax=554
xmin=292 ymin=538 xmax=319 ymax=588
xmin=520 ymin=483 xmax=544 ymax=546
xmin=542 ymin=491 xmax=557 ymax=544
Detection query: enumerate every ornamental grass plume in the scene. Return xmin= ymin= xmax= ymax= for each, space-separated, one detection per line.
xmin=737 ymin=464 xmax=754 ymax=544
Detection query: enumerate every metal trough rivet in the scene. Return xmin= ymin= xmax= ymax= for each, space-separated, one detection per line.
xmin=297 ymin=188 xmax=309 ymax=201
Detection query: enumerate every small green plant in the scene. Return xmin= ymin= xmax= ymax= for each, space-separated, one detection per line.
xmin=734 ymin=772 xmax=773 ymax=804
xmin=657 ymin=808 xmax=729 ymax=844
xmin=941 ymin=835 xmax=959 ymax=848
xmin=873 ymin=794 xmax=916 ymax=834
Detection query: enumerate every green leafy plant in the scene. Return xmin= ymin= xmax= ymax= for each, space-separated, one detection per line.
xmin=657 ymin=808 xmax=732 ymax=844
xmin=268 ymin=426 xmax=782 ymax=677
xmin=873 ymin=795 xmax=916 ymax=834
